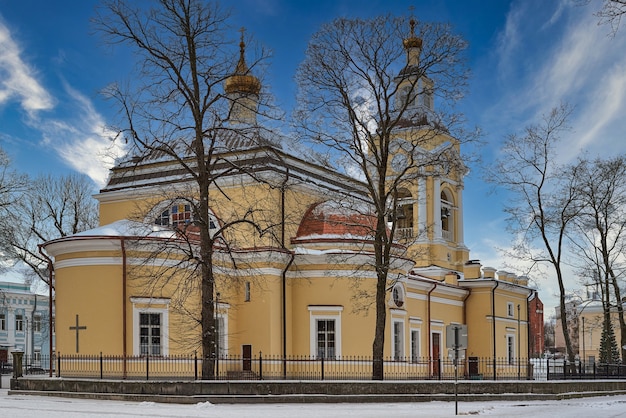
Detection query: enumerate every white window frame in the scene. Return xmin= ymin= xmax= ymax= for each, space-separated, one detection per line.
xmin=507 ymin=334 xmax=515 ymax=365
xmin=15 ymin=313 xmax=24 ymax=332
xmin=392 ymin=318 xmax=405 ymax=360
xmin=33 ymin=314 xmax=42 ymax=333
xmin=309 ymin=306 xmax=342 ymax=358
xmin=410 ymin=328 xmax=421 ymax=362
xmin=215 ymin=303 xmax=229 ymax=357
xmin=0 ymin=312 xmax=5 ymax=331
xmin=507 ymin=302 xmax=514 ymax=318
xmin=131 ymin=298 xmax=170 ymax=356
xmin=391 ymin=284 xmax=405 ymax=308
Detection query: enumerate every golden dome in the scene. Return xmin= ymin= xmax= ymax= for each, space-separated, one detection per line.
xmin=225 ymin=30 xmax=261 ymax=95
xmin=403 ymin=18 xmax=422 ymax=50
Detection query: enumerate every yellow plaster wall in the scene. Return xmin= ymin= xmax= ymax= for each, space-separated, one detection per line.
xmin=55 ymin=264 xmax=123 ymax=355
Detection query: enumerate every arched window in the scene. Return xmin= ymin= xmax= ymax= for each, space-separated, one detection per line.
xmin=440 ymin=189 xmax=454 ymax=240
xmin=152 ymin=201 xmax=219 ymax=235
xmin=155 ymin=202 xmax=193 ymax=228
xmin=392 ymin=188 xmax=414 ymax=239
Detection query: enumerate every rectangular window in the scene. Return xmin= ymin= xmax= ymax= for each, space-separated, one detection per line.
xmin=507 ymin=302 xmax=514 ymax=317
xmin=316 ymin=319 xmax=335 ymax=359
xmin=215 ymin=316 xmax=226 ymax=357
xmin=0 ymin=313 xmax=5 ymax=331
xmin=244 ymin=282 xmax=251 ymax=302
xmin=411 ymin=329 xmax=420 ymax=362
xmin=33 ymin=314 xmax=42 ymax=332
xmin=15 ymin=314 xmax=24 ymax=332
xmin=33 ymin=349 xmax=41 ymax=365
xmin=393 ymin=320 xmax=405 ymax=360
xmin=507 ymin=335 xmax=515 ymax=365
xmin=140 ymin=313 xmax=161 ymax=356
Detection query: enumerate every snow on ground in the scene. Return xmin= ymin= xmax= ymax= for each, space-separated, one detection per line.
xmin=1 ymin=390 xmax=626 ymax=417
xmin=2 ymin=376 xmax=626 ymax=417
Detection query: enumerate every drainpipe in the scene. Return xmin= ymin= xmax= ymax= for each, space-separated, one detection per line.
xmin=427 ymin=282 xmax=437 ymax=364
xmin=31 ymin=294 xmax=37 ymax=365
xmin=527 ymin=290 xmax=534 ymax=360
xmin=491 ymin=281 xmax=500 ymax=380
xmin=38 ymin=244 xmax=54 ymax=378
xmin=121 ymin=238 xmax=128 ymax=379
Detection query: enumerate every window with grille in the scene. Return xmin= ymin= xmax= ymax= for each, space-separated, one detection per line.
xmin=316 ymin=319 xmax=336 ymax=359
xmin=140 ymin=313 xmax=161 ymax=356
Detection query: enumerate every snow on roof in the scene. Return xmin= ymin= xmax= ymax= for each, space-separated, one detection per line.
xmin=73 ymin=219 xmax=175 ymax=239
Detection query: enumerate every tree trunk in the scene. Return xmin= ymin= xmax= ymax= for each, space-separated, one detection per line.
xmin=372 ymin=271 xmax=387 ymax=380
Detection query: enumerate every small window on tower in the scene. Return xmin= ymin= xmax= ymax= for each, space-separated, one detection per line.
xmin=244 ymin=281 xmax=251 ymax=302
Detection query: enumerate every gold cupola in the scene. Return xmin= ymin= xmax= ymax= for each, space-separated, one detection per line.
xmin=225 ymin=29 xmax=261 ymax=97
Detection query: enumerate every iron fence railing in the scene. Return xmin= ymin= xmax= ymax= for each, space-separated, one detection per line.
xmin=1 ymin=354 xmax=624 ymax=381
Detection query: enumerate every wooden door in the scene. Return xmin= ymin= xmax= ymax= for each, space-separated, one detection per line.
xmin=242 ymin=344 xmax=252 ymax=371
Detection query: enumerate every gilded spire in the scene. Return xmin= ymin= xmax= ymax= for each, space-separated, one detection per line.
xmin=403 ymin=17 xmax=422 ymax=51
xmin=225 ymin=27 xmax=261 ymax=95
xmin=235 ymin=27 xmax=249 ymax=75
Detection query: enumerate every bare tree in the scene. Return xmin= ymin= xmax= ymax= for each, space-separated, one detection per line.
xmin=295 ymin=15 xmax=471 ymax=379
xmin=569 ymin=156 xmax=626 ymax=361
xmin=0 ymin=148 xmax=28 ymax=268
xmin=490 ymin=104 xmax=582 ymax=366
xmin=596 ymin=0 xmax=626 ymax=35
xmin=0 ymin=173 xmax=98 ymax=288
xmin=94 ymin=0 xmax=274 ymax=379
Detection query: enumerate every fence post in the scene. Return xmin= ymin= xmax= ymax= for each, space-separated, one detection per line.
xmin=194 ymin=351 xmax=198 ymax=380
xmin=146 ymin=354 xmax=149 ymax=381
xmin=100 ymin=352 xmax=103 ymax=379
xmin=57 ymin=352 xmax=61 ymax=377
xmin=593 ymin=361 xmax=596 ymax=379
xmin=259 ymin=351 xmax=263 ymax=380
xmin=438 ymin=358 xmax=442 ymax=380
xmin=321 ymin=356 xmax=324 ymax=380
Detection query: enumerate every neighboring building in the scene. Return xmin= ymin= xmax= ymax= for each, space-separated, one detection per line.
xmin=0 ymin=281 xmax=53 ymax=367
xmin=42 ymin=26 xmax=536 ymax=378
xmin=554 ymin=300 xmax=580 ymax=358
xmin=528 ymin=291 xmax=544 ymax=357
xmin=577 ymin=301 xmax=622 ymax=364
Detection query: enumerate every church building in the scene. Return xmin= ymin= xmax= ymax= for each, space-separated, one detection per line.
xmin=43 ymin=25 xmax=537 ymax=379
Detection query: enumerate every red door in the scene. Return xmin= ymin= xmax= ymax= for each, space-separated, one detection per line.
xmin=432 ymin=333 xmax=441 ymax=377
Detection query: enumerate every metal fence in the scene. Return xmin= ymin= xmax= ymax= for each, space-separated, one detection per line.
xmin=2 ymin=354 xmax=625 ymax=381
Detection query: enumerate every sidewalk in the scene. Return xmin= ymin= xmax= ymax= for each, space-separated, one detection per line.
xmin=0 ymin=374 xmax=10 ymax=393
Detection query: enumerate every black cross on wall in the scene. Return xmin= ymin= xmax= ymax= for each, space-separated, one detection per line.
xmin=69 ymin=314 xmax=87 ymax=353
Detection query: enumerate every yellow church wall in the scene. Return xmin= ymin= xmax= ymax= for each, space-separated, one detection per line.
xmin=55 ymin=264 xmax=124 ymax=356
xmin=98 ymin=175 xmax=324 ymax=254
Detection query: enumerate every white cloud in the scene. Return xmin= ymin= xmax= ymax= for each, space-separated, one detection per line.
xmin=38 ymin=83 xmax=127 ymax=188
xmin=0 ymin=19 xmax=53 ymax=115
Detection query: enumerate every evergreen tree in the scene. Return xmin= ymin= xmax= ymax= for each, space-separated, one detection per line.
xmin=599 ymin=315 xmax=621 ymax=364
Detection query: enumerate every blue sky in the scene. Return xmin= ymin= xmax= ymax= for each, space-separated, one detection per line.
xmin=1 ymin=0 xmax=625 ymax=313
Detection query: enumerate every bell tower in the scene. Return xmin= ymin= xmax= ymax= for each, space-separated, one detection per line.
xmin=389 ymin=18 xmax=469 ymax=279
xmin=225 ymin=28 xmax=261 ymax=126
